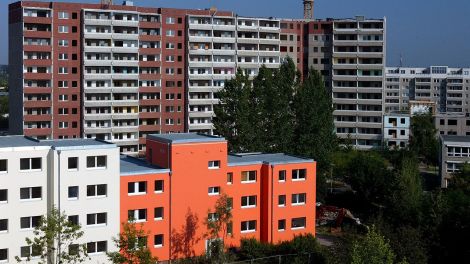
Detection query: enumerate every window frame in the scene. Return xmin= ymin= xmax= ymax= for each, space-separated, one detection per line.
xmin=154 ymin=180 xmax=164 ymax=193
xmin=292 ymin=169 xmax=307 ymax=181
xmin=86 ymin=156 xmax=107 ymax=169
xmin=291 ymin=193 xmax=306 ymax=206
xmin=240 ymin=220 xmax=256 ymax=233
xmin=20 ymin=187 xmax=42 ymax=201
xmin=154 ymin=207 xmax=164 ymax=221
xmin=291 ymin=217 xmax=306 ymax=230
xmin=241 ymin=195 xmax=257 ymax=208
xmin=208 ymin=186 xmax=220 ymax=196
xmin=86 ymin=213 xmax=107 ymax=227
xmin=0 ymin=159 xmax=7 ymax=173
xmin=86 ymin=184 xmax=107 ymax=198
xmin=128 ymin=181 xmax=147 ymax=196
xmin=208 ymin=160 xmax=220 ymax=169
xmin=278 ymin=170 xmax=286 ymax=182
xmin=67 ymin=157 xmax=78 ymax=170
xmin=154 ymin=234 xmax=164 ymax=248
xmin=241 ymin=171 xmax=257 ymax=183
xmin=20 ymin=157 xmax=42 ymax=172
xmin=128 ymin=209 xmax=147 ymax=223
xmin=67 ymin=186 xmax=79 ymax=200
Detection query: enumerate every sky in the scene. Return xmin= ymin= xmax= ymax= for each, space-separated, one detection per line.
xmin=1 ymin=0 xmax=470 ymax=67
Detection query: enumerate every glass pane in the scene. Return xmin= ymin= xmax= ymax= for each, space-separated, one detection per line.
xmin=20 ymin=159 xmax=30 ymax=170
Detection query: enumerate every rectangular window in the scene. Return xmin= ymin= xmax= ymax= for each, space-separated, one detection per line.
xmin=68 ymin=215 xmax=79 ymax=226
xmin=86 ymin=213 xmax=107 ymax=226
xmin=292 ymin=193 xmax=306 ymax=205
xmin=292 ymin=169 xmax=307 ymax=181
xmin=208 ymin=160 xmax=220 ymax=169
xmin=154 ymin=207 xmax=164 ymax=220
xmin=58 ymin=25 xmax=69 ymax=33
xmin=241 ymin=195 xmax=257 ymax=208
xmin=0 ymin=160 xmax=6 ymax=173
xmin=227 ymin=172 xmax=233 ymax=184
xmin=241 ymin=220 xmax=256 ymax=233
xmin=59 ymin=67 xmax=68 ymax=74
xmin=278 ymin=195 xmax=286 ymax=207
xmin=208 ymin=213 xmax=218 ymax=222
xmin=20 ymin=158 xmax=42 ymax=171
xmin=128 ymin=209 xmax=147 ymax=222
xmin=154 ymin=234 xmax=164 ymax=247
xmin=166 ymin=30 xmax=175 ymax=37
xmin=278 ymin=170 xmax=286 ymax=182
xmin=0 ymin=189 xmax=6 ymax=203
xmin=59 ymin=39 xmax=69 ymax=46
xmin=20 ymin=187 xmax=42 ymax=200
xmin=58 ymin=11 xmax=69 ymax=19
xmin=20 ymin=245 xmax=41 ymax=258
xmin=128 ymin=181 xmax=147 ymax=195
xmin=0 ymin=219 xmax=8 ymax=233
xmin=68 ymin=157 xmax=78 ymax=170
xmin=241 ymin=171 xmax=257 ymax=183
xmin=227 ymin=222 xmax=233 ymax=235
xmin=291 ymin=217 xmax=306 ymax=229
xmin=20 ymin=216 xmax=41 ymax=229
xmin=87 ymin=241 xmax=107 ymax=254
xmin=86 ymin=156 xmax=106 ymax=169
xmin=154 ymin=180 xmax=164 ymax=193
xmin=68 ymin=186 xmax=79 ymax=200
xmin=208 ymin=186 xmax=220 ymax=196
xmin=87 ymin=184 xmax=107 ymax=198
xmin=278 ymin=219 xmax=286 ymax=231
xmin=166 ymin=17 xmax=175 ymax=24
xmin=0 ymin=248 xmax=7 ymax=262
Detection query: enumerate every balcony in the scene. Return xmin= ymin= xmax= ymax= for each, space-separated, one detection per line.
xmin=84 ymin=74 xmax=112 ymax=80
xmin=112 ymin=60 xmax=139 ymax=67
xmin=139 ymin=124 xmax=161 ymax=132
xmin=24 ymin=72 xmax=52 ymax=80
xmin=258 ymin=38 xmax=280 ymax=45
xmin=24 ymin=30 xmax=52 ymax=39
xmin=139 ymin=34 xmax=161 ymax=42
xmin=212 ymin=61 xmax=236 ymax=68
xmin=83 ymin=114 xmax=112 ymax=121
xmin=112 ymin=126 xmax=139 ymax=133
xmin=24 ymin=100 xmax=52 ymax=108
xmin=237 ymin=38 xmax=259 ymax=44
xmin=84 ymin=101 xmax=112 ymax=107
xmin=212 ymin=49 xmax=236 ymax=56
xmin=24 ymin=59 xmax=52 ymax=67
xmin=112 ymin=47 xmax=138 ymax=53
xmin=213 ymin=37 xmax=236 ymax=44
xmin=188 ymin=23 xmax=213 ymax=30
xmin=23 ymin=16 xmax=52 ymax=24
xmin=189 ymin=49 xmax=212 ymax=55
xmin=84 ymin=127 xmax=112 ymax=134
xmin=24 ymin=128 xmax=52 ymax=137
xmin=188 ymin=36 xmax=213 ymax=43
xmin=112 ymin=113 xmax=139 ymax=120
xmin=84 ymin=59 xmax=112 ymax=67
xmin=112 ymin=20 xmax=139 ymax=27
xmin=23 ymin=114 xmax=52 ymax=122
xmin=84 ymin=32 xmax=112 ymax=39
xmin=84 ymin=19 xmax=112 ymax=26
xmin=213 ymin=24 xmax=236 ymax=31
xmin=188 ymin=61 xmax=213 ymax=68
xmin=112 ymin=100 xmax=139 ymax=107
xmin=237 ymin=49 xmax=259 ymax=56
xmin=189 ymin=74 xmax=212 ymax=80
xmin=23 ymin=45 xmax=52 ymax=52
xmin=114 ymin=87 xmax=139 ymax=93
xmin=112 ymin=73 xmax=139 ymax=80
xmin=84 ymin=46 xmax=112 ymax=53
xmin=112 ymin=33 xmax=139 ymax=40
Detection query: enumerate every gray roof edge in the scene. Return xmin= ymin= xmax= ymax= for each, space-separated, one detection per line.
xmin=121 ymin=169 xmax=171 ymax=176
xmin=52 ymin=144 xmax=118 ymax=151
xmin=147 ymin=133 xmax=226 ymax=144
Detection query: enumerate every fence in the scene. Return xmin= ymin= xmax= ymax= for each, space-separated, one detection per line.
xmin=228 ymin=253 xmax=317 ymax=264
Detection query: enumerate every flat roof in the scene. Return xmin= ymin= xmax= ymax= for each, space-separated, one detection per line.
xmin=120 ymin=155 xmax=169 ymax=176
xmin=441 ymin=135 xmax=470 ymax=144
xmin=0 ymin=136 xmax=43 ymax=148
xmin=147 ymin=133 xmax=225 ymax=144
xmin=39 ymin=138 xmax=115 ymax=150
xmin=228 ymin=153 xmax=314 ymax=166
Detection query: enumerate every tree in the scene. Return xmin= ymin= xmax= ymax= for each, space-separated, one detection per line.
xmin=107 ymin=220 xmax=158 ymax=264
xmin=410 ymin=113 xmax=439 ymax=165
xmin=350 ymin=227 xmax=396 ymax=264
xmin=15 ymin=207 xmax=88 ymax=264
xmin=204 ymin=193 xmax=233 ymax=263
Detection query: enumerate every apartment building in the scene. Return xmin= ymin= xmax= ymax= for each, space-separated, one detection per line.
xmin=439 ymin=135 xmax=470 ymax=188
xmin=187 ymin=15 xmax=281 ymax=133
xmin=122 ymin=133 xmax=316 ymax=261
xmin=0 ymin=136 xmax=119 ymax=263
xmin=383 ymin=113 xmax=410 ymax=149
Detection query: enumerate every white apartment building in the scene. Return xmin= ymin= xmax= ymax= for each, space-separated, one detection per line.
xmin=0 ymin=136 xmax=119 ymax=263
xmin=383 ymin=113 xmax=410 ymax=149
xmin=332 ymin=17 xmax=386 ymax=149
xmin=187 ymin=15 xmax=281 ymax=134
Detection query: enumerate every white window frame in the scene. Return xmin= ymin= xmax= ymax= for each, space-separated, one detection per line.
xmin=154 ymin=234 xmax=164 ymax=248
xmin=67 ymin=157 xmax=78 ymax=171
xmin=0 ymin=219 xmax=8 ymax=234
xmin=208 ymin=160 xmax=220 ymax=169
xmin=20 ymin=187 xmax=42 ymax=201
xmin=154 ymin=180 xmax=164 ymax=194
xmin=20 ymin=216 xmax=41 ymax=230
xmin=86 ymin=156 xmax=107 ymax=169
xmin=241 ymin=195 xmax=257 ymax=208
xmin=86 ymin=213 xmax=107 ymax=227
xmin=291 ymin=217 xmax=306 ymax=230
xmin=0 ymin=189 xmax=7 ymax=204
xmin=291 ymin=193 xmax=306 ymax=206
xmin=86 ymin=184 xmax=107 ymax=199
xmin=128 ymin=209 xmax=147 ymax=223
xmin=165 ymin=17 xmax=175 ymax=24
xmin=278 ymin=219 xmax=286 ymax=231
xmin=241 ymin=171 xmax=257 ymax=183
xmin=0 ymin=159 xmax=7 ymax=174
xmin=128 ymin=181 xmax=147 ymax=196
xmin=278 ymin=170 xmax=286 ymax=182
xmin=58 ymin=11 xmax=69 ymax=19
xmin=154 ymin=207 xmax=164 ymax=221
xmin=58 ymin=25 xmax=69 ymax=33
xmin=278 ymin=195 xmax=286 ymax=207
xmin=86 ymin=241 xmax=107 ymax=255
xmin=240 ymin=220 xmax=256 ymax=233
xmin=0 ymin=248 xmax=8 ymax=263
xmin=292 ymin=169 xmax=307 ymax=181
xmin=67 ymin=186 xmax=79 ymax=200
xmin=20 ymin=157 xmax=42 ymax=172
xmin=208 ymin=186 xmax=220 ymax=196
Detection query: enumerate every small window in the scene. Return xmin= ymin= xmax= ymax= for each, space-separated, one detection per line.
xmin=20 ymin=245 xmax=41 ymax=258
xmin=128 ymin=209 xmax=147 ymax=222
xmin=86 ymin=213 xmax=107 ymax=226
xmin=86 ymin=156 xmax=106 ymax=169
xmin=58 ymin=11 xmax=69 ymax=19
xmin=241 ymin=171 xmax=256 ymax=183
xmin=20 ymin=158 xmax=42 ymax=171
xmin=154 ymin=180 xmax=164 ymax=193
xmin=20 ymin=216 xmax=41 ymax=229
xmin=0 ymin=189 xmax=7 ymax=203
xmin=440 ymin=119 xmax=445 ymax=125
xmin=208 ymin=160 xmax=220 ymax=169
xmin=0 ymin=160 xmax=6 ymax=173
xmin=292 ymin=169 xmax=306 ymax=181
xmin=241 ymin=220 xmax=256 ymax=233
xmin=227 ymin=173 xmax=233 ymax=184
xmin=128 ymin=181 xmax=147 ymax=195
xmin=241 ymin=196 xmax=256 ymax=208
xmin=227 ymin=222 xmax=233 ymax=235
xmin=68 ymin=186 xmax=79 ymax=200
xmin=292 ymin=193 xmax=306 ymax=205
xmin=278 ymin=195 xmax=286 ymax=207
xmin=87 ymin=241 xmax=107 ymax=254
xmin=0 ymin=219 xmax=8 ymax=232
xmin=68 ymin=157 xmax=78 ymax=170
xmin=278 ymin=219 xmax=286 ymax=231
xmin=291 ymin=217 xmax=306 ymax=229
xmin=20 ymin=187 xmax=42 ymax=200
xmin=154 ymin=234 xmax=164 ymax=247
xmin=68 ymin=215 xmax=79 ymax=226
xmin=154 ymin=207 xmax=164 ymax=220
xmin=0 ymin=248 xmax=7 ymax=262
xmin=278 ymin=170 xmax=286 ymax=182
xmin=87 ymin=184 xmax=107 ymax=198
xmin=208 ymin=186 xmax=220 ymax=196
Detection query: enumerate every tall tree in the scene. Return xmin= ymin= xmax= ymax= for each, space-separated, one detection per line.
xmin=16 ymin=207 xmax=88 ymax=264
xmin=350 ymin=227 xmax=396 ymax=264
xmin=204 ymin=193 xmax=233 ymax=263
xmin=410 ymin=113 xmax=439 ymax=165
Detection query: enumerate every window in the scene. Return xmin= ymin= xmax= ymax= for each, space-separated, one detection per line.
xmin=87 ymin=241 xmax=107 ymax=254
xmin=20 ymin=158 xmax=42 ymax=171
xmin=58 ymin=53 xmax=68 ymax=60
xmin=241 ymin=220 xmax=256 ymax=233
xmin=227 ymin=173 xmax=233 ymax=184
xmin=278 ymin=219 xmax=286 ymax=231
xmin=86 ymin=213 xmax=107 ymax=226
xmin=68 ymin=186 xmax=79 ymax=200
xmin=208 ymin=213 xmax=218 ymax=222
xmin=291 ymin=217 xmax=306 ymax=229
xmin=128 ymin=181 xmax=147 ymax=195
xmin=59 ymin=39 xmax=69 ymax=46
xmin=166 ymin=17 xmax=175 ymax=24
xmin=208 ymin=186 xmax=220 ymax=196
xmin=154 ymin=207 xmax=164 ymax=220
xmin=0 ymin=160 xmax=6 ymax=173
xmin=69 ymin=244 xmax=79 ymax=256
xmin=128 ymin=209 xmax=147 ymax=222
xmin=59 ymin=67 xmax=68 ymax=74
xmin=68 ymin=215 xmax=79 ymax=226
xmin=58 ymin=81 xmax=68 ymax=88
xmin=241 ymin=171 xmax=256 ymax=183
xmin=208 ymin=160 xmax=220 ymax=169
xmin=227 ymin=222 xmax=233 ymax=235
xmin=292 ymin=193 xmax=306 ymax=205
xmin=20 ymin=245 xmax=41 ymax=259
xmin=154 ymin=234 xmax=164 ymax=247
xmin=278 ymin=170 xmax=286 ymax=182
xmin=0 ymin=219 xmax=7 ymax=233
xmin=241 ymin=196 xmax=257 ymax=208
xmin=278 ymin=195 xmax=286 ymax=207
xmin=166 ymin=30 xmax=175 ymax=37
xmin=0 ymin=248 xmax=7 ymax=262
xmin=154 ymin=180 xmax=164 ymax=193
xmin=68 ymin=157 xmax=78 ymax=170
xmin=58 ymin=25 xmax=69 ymax=33
xmin=292 ymin=169 xmax=306 ymax=181
xmin=0 ymin=190 xmax=6 ymax=203
xmin=58 ymin=11 xmax=69 ymax=19
xmin=20 ymin=187 xmax=42 ymax=200
xmin=87 ymin=184 xmax=107 ymax=198
xmin=86 ymin=156 xmax=106 ymax=169
xmin=20 ymin=216 xmax=41 ymax=229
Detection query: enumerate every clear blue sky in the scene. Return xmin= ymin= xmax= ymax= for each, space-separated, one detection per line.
xmin=2 ymin=0 xmax=470 ymax=67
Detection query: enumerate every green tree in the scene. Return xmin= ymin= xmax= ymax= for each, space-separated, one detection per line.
xmin=410 ymin=113 xmax=439 ymax=165
xmin=16 ymin=207 xmax=88 ymax=264
xmin=107 ymin=220 xmax=158 ymax=264
xmin=0 ymin=96 xmax=7 ymax=116
xmin=204 ymin=193 xmax=233 ymax=263
xmin=350 ymin=227 xmax=396 ymax=264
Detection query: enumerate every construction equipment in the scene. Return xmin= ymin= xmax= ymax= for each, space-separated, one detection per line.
xmin=316 ymin=204 xmax=366 ymax=231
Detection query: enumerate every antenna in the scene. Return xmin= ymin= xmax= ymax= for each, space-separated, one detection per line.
xmin=303 ymin=0 xmax=314 ymax=20
xmin=399 ymin=53 xmax=403 ymax=68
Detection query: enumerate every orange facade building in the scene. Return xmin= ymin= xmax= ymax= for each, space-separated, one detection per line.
xmin=120 ymin=133 xmax=316 ymax=261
